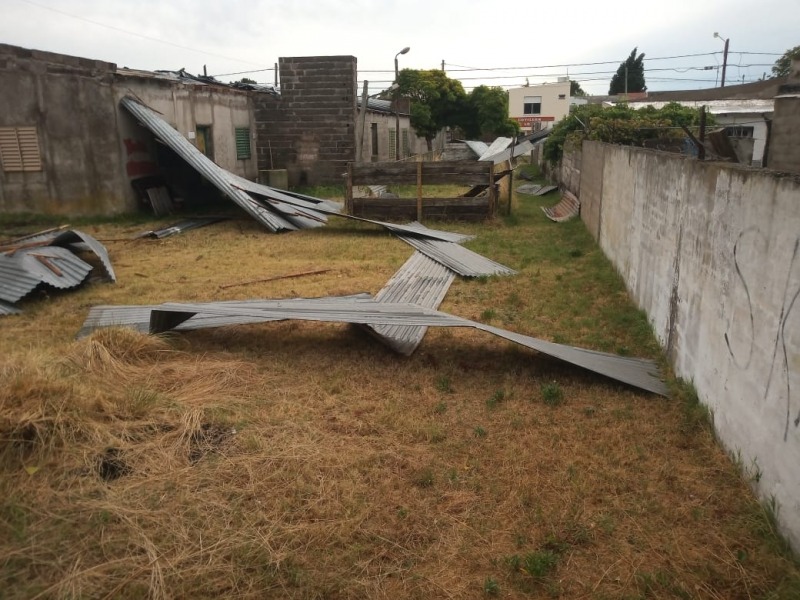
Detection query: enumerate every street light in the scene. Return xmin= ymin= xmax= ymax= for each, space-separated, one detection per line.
xmin=394 ymin=46 xmax=410 ymax=161
xmin=714 ymin=32 xmax=730 ymax=87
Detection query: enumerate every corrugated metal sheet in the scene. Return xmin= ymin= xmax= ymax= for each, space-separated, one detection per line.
xmin=146 ymin=299 xmax=668 ymax=395
xmin=120 ymin=96 xmax=297 ymax=233
xmin=483 ymin=140 xmax=534 ymax=164
xmin=542 ymin=191 xmax=580 ymax=222
xmin=0 ymin=253 xmax=42 ymax=302
xmin=0 ymin=300 xmax=21 ymax=316
xmin=517 ymin=184 xmax=544 ymax=195
xmin=135 ymin=217 xmax=228 ymax=239
xmin=15 ymin=247 xmax=92 ymax=289
xmin=51 ymin=230 xmax=117 ymax=282
xmin=478 ymin=137 xmax=512 ymax=161
xmin=465 ymin=140 xmax=489 ymax=158
xmin=397 ymin=235 xmax=516 ymax=277
xmin=366 ymin=252 xmax=456 ymax=355
xmin=76 ymin=294 xmax=373 ymax=338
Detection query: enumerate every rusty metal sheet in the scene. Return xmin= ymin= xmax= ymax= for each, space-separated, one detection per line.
xmin=542 ymin=191 xmax=580 ymax=222
xmin=146 ymin=298 xmax=668 ymax=396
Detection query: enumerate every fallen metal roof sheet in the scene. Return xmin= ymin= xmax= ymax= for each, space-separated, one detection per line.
xmin=397 ymin=235 xmax=516 ymax=278
xmin=15 ymin=246 xmax=93 ymax=290
xmin=483 ymin=140 xmax=534 ymax=164
xmin=121 ymin=96 xmax=299 ymax=233
xmin=0 ymin=300 xmax=21 ymax=316
xmin=465 ymin=140 xmax=490 ymax=157
xmin=534 ymin=185 xmax=558 ymax=196
xmin=134 ymin=217 xmax=228 ymax=239
xmin=146 ymin=298 xmax=668 ymax=395
xmin=50 ymin=230 xmax=117 ymax=282
xmin=366 ymin=252 xmax=456 ymax=355
xmin=517 ymin=184 xmax=544 ymax=195
xmin=478 ymin=137 xmax=512 ymax=161
xmin=542 ymin=191 xmax=580 ymax=222
xmin=0 ymin=228 xmax=116 ymax=313
xmin=0 ymin=253 xmax=42 ymax=303
xmin=76 ymin=294 xmax=373 ymax=338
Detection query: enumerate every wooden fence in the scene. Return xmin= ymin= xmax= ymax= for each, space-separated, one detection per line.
xmin=344 ymin=161 xmax=497 ymax=222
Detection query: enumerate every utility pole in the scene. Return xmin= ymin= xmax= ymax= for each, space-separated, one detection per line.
xmin=394 ymin=46 xmax=410 ymax=162
xmin=355 ymin=80 xmax=369 ymax=163
xmin=714 ymin=32 xmax=730 ymax=87
xmin=441 ymin=60 xmax=445 ymax=71
xmin=624 ymin=64 xmax=628 ymax=98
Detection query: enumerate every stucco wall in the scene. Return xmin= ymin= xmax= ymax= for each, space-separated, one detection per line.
xmin=579 ymin=140 xmax=800 ymax=549
xmin=0 ymin=44 xmax=129 ymax=215
xmin=354 ymin=110 xmax=431 ymax=163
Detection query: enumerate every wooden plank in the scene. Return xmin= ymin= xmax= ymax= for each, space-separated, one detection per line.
xmin=345 ymin=162 xmax=353 ymax=214
xmin=416 ymin=161 xmax=423 ymax=222
xmin=351 ymin=161 xmax=492 ymax=185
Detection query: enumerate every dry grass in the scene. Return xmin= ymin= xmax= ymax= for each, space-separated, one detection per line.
xmin=1 ymin=179 xmax=798 ymax=599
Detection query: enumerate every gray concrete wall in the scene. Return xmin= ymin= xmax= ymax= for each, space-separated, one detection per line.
xmin=0 ymin=44 xmax=129 ymax=215
xmin=254 ymin=56 xmax=357 ymax=186
xmin=580 ymin=140 xmax=800 ymax=549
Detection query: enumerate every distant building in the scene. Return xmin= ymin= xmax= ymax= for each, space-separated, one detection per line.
xmin=766 ymin=59 xmax=800 ymax=173
xmin=354 ymin=97 xmax=436 ymax=163
xmin=508 ymin=80 xmax=571 ymax=133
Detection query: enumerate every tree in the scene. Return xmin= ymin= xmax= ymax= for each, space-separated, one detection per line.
xmin=460 ymin=85 xmax=520 ymax=139
xmin=236 ymin=77 xmax=257 ymax=84
xmin=397 ymin=69 xmax=467 ymax=150
xmin=543 ymin=102 xmax=711 ymax=164
xmin=772 ymin=45 xmax=800 ymax=78
xmin=608 ymin=48 xmax=646 ymax=95
xmin=570 ymin=80 xmax=586 ymax=97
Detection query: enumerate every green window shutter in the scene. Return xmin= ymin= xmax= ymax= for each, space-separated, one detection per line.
xmin=235 ymin=127 xmax=251 ymax=160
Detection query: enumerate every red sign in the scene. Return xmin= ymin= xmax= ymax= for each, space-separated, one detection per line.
xmin=513 ymin=116 xmax=556 ymax=127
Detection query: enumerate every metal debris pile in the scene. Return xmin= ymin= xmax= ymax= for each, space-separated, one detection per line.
xmin=0 ymin=227 xmax=116 ymax=314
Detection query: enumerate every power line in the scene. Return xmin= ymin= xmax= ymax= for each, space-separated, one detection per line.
xmin=16 ymin=0 xmax=264 ymax=67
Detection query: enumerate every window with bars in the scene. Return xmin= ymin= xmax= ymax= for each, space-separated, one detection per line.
xmin=235 ymin=127 xmax=251 ymax=160
xmin=0 ymin=127 xmax=42 ymax=172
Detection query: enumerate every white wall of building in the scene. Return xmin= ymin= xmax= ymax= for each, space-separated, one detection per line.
xmin=508 ymin=81 xmax=571 ymax=133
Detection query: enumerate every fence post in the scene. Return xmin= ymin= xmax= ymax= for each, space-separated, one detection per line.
xmin=346 ymin=162 xmax=353 ymax=215
xmin=416 ymin=161 xmax=423 ymax=222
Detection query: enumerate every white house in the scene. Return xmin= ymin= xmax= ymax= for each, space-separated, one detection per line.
xmin=508 ymin=80 xmax=571 ymax=133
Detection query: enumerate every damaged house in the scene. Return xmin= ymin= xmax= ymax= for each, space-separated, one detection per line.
xmin=0 ymin=44 xmax=426 ymax=217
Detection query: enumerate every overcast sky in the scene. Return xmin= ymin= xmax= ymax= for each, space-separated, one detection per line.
xmin=2 ymin=0 xmax=798 ymax=96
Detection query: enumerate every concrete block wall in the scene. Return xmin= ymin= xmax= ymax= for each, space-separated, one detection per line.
xmin=254 ymin=56 xmax=357 ymax=187
xmin=579 ymin=140 xmax=800 ymax=550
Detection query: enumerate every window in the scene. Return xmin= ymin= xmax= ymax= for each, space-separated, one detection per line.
xmin=235 ymin=127 xmax=251 ymax=160
xmin=558 ymin=94 xmax=566 ymax=100
xmin=371 ymin=123 xmax=378 ymax=157
xmin=523 ymin=96 xmax=542 ymax=115
xmin=402 ymin=128 xmax=409 ymax=158
xmin=388 ymin=128 xmax=397 ymax=161
xmin=0 ymin=126 xmax=42 ymax=172
xmin=725 ymin=126 xmax=754 ymax=138
xmin=196 ymin=125 xmax=213 ymax=159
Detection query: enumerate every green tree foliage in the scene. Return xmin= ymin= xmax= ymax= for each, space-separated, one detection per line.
xmin=570 ymin=80 xmax=587 ymax=97
xmin=397 ymin=69 xmax=467 ymax=149
xmin=609 ymin=48 xmax=646 ymax=95
xmin=236 ymin=77 xmax=257 ymax=84
xmin=460 ymin=85 xmax=520 ymax=139
xmin=543 ymin=102 xmax=711 ymax=164
xmin=772 ymin=45 xmax=800 ymax=78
